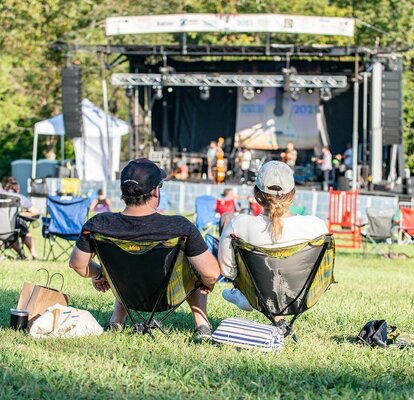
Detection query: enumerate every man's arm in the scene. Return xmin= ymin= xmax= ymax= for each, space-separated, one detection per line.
xmin=69 ymin=246 xmax=100 ymax=277
xmin=69 ymin=246 xmax=110 ymax=292
xmin=187 ymin=250 xmax=220 ymax=289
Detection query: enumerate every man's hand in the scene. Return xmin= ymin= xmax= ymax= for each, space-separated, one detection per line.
xmin=92 ymin=276 xmax=110 ymax=292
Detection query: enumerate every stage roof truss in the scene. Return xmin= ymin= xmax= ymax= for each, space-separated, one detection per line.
xmin=110 ymin=73 xmax=348 ymax=89
xmin=52 ymin=43 xmax=401 ymax=61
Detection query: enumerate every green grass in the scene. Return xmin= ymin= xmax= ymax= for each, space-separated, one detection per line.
xmin=0 ymin=227 xmax=413 ymax=399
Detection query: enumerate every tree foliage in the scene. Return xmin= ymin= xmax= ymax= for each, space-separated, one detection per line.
xmin=0 ymin=0 xmax=413 ymax=178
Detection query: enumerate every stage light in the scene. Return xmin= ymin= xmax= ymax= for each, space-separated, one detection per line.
xmin=167 ymin=87 xmax=174 ymax=93
xmin=153 ymin=86 xmax=163 ymax=100
xmin=320 ymin=88 xmax=332 ymax=102
xmin=199 ymin=86 xmax=210 ymax=101
xmin=242 ymin=86 xmax=255 ymax=101
xmin=307 ymin=88 xmax=314 ymax=94
xmin=255 ymin=87 xmax=262 ymax=94
xmin=290 ymin=88 xmax=300 ymax=102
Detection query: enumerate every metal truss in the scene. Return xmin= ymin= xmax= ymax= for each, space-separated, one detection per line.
xmin=111 ymin=73 xmax=348 ymax=88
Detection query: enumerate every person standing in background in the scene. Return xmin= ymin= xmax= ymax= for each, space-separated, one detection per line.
xmin=280 ymin=141 xmax=298 ymax=172
xmin=206 ymin=141 xmax=217 ymax=181
xmin=343 ymin=143 xmax=353 ymax=170
xmin=317 ymin=146 xmax=333 ymax=191
xmin=240 ymin=148 xmax=252 ymax=183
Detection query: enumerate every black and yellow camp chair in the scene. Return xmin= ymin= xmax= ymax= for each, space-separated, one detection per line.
xmin=90 ymin=233 xmax=202 ymax=338
xmin=231 ymin=234 xmax=336 ymax=339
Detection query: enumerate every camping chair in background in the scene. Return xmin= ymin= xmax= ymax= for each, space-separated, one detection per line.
xmin=398 ymin=202 xmax=414 ymax=244
xmin=195 ymin=195 xmax=219 ymax=237
xmin=42 ymin=195 xmax=90 ymax=261
xmin=231 ymin=234 xmax=335 ymax=339
xmin=60 ymin=178 xmax=81 ymax=196
xmin=0 ymin=195 xmax=24 ymax=259
xmin=328 ymin=188 xmax=361 ymax=248
xmin=361 ymin=209 xmax=397 ymax=258
xmin=90 ymin=234 xmax=202 ymax=338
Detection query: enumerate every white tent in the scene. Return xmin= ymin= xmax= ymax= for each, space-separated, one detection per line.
xmin=33 ymin=99 xmax=129 ymax=181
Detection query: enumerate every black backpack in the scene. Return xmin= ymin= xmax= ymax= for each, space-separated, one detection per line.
xmin=357 ymin=320 xmax=411 ymax=349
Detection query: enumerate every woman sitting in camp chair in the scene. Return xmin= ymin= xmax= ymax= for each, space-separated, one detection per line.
xmin=218 ymin=161 xmax=329 ymax=331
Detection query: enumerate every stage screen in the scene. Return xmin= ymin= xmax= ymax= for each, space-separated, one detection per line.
xmin=235 ymin=88 xmax=321 ymax=150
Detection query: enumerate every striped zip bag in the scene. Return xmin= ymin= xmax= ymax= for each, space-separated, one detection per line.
xmin=212 ymin=317 xmax=284 ymax=352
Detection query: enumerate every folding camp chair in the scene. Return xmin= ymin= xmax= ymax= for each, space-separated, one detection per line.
xmin=89 ymin=233 xmax=202 ymax=338
xmin=398 ymin=202 xmax=414 ymax=245
xmin=0 ymin=194 xmax=24 ymax=259
xmin=195 ymin=195 xmax=219 ymax=237
xmin=231 ymin=234 xmax=335 ymax=338
xmin=361 ymin=209 xmax=397 ymax=258
xmin=42 ymin=195 xmax=90 ymax=261
xmin=328 ymin=188 xmax=361 ymax=248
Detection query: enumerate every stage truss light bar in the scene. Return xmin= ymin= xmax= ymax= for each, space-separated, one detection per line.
xmin=111 ymin=73 xmax=348 ymax=89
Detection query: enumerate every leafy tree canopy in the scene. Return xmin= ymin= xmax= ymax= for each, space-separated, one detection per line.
xmin=0 ymin=0 xmax=413 ymax=178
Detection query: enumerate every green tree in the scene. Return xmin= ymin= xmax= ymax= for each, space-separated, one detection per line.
xmin=0 ymin=0 xmax=413 ymax=179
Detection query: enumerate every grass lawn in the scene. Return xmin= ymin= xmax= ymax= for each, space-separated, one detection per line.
xmin=0 ymin=226 xmax=413 ymax=399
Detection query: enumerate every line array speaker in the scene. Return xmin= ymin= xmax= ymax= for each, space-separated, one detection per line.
xmin=382 ymin=70 xmax=402 ymax=145
xmin=61 ymin=67 xmax=83 ymax=138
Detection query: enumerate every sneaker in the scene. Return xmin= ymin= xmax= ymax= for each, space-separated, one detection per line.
xmin=222 ymin=288 xmax=254 ymax=311
xmin=194 ymin=324 xmax=212 ymax=343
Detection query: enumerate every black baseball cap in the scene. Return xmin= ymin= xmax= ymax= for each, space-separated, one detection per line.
xmin=120 ymin=158 xmax=166 ymax=194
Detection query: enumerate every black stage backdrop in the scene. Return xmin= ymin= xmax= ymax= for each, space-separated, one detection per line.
xmin=152 ymin=86 xmax=237 ymax=152
xmin=146 ymin=60 xmax=358 ymax=154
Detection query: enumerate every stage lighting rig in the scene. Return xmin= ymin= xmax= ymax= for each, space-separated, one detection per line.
xmin=243 ymin=86 xmax=255 ymax=101
xmin=290 ymin=87 xmax=300 ymax=101
xmin=320 ymin=88 xmax=332 ymax=101
xmin=199 ymin=86 xmax=210 ymax=101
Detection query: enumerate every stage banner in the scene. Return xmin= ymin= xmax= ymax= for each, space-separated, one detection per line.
xmin=234 ymin=88 xmax=321 ymax=150
xmin=106 ymin=14 xmax=354 ymax=37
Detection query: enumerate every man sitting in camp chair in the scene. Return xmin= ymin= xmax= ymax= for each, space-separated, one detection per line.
xmin=70 ymin=159 xmax=220 ymax=341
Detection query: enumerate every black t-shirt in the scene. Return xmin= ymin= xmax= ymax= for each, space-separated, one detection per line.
xmin=76 ymin=212 xmax=208 ymax=257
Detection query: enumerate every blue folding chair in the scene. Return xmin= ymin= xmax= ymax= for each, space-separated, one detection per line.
xmin=195 ymin=195 xmax=219 ymax=237
xmin=42 ymin=195 xmax=90 ymax=261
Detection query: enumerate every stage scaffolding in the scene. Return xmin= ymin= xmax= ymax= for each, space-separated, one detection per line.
xmin=54 ymin=42 xmax=403 ymax=188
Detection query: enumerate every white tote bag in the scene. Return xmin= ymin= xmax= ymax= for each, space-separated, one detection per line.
xmin=29 ymin=304 xmax=103 ymax=339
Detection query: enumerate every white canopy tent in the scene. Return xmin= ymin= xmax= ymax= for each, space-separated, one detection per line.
xmin=33 ymin=99 xmax=129 ymax=181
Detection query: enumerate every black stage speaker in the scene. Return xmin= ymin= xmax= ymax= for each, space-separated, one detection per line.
xmin=382 ymin=70 xmax=402 ymax=145
xmin=62 ymin=67 xmax=83 ymax=138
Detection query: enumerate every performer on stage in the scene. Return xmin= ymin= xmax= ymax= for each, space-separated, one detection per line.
xmin=239 ymin=147 xmax=252 ymax=183
xmin=206 ymin=141 xmax=217 ymax=180
xmin=215 ymin=137 xmax=226 ymax=184
xmin=280 ymin=141 xmax=297 ymax=171
xmin=316 ymin=145 xmax=333 ymax=191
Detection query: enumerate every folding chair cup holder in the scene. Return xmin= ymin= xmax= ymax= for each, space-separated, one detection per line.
xmin=90 ymin=233 xmax=202 ymax=338
xmin=231 ymin=234 xmax=336 ymax=339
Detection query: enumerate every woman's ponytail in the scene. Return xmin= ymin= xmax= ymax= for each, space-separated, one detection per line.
xmin=254 ymin=185 xmax=295 ymax=240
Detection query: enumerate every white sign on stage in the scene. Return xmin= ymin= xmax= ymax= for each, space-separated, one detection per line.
xmin=106 ymin=14 xmax=354 ymax=37
xmin=234 ymin=88 xmax=321 ymax=150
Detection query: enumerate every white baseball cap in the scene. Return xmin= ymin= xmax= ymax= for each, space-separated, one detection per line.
xmin=255 ymin=161 xmax=295 ymax=195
